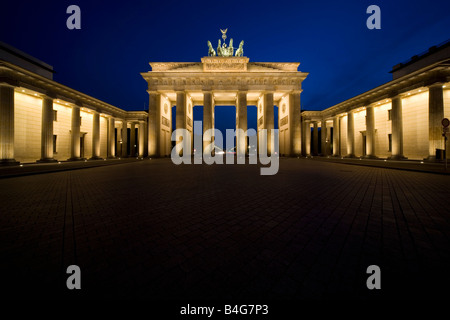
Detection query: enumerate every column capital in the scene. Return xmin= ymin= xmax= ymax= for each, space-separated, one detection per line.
xmin=391 ymin=94 xmax=403 ymax=100
xmin=42 ymin=92 xmax=57 ymax=100
xmin=290 ymin=90 xmax=303 ymax=95
xmin=73 ymin=99 xmax=84 ymax=107
xmin=0 ymin=78 xmax=19 ymax=88
xmin=387 ymin=90 xmax=402 ymax=99
xmin=428 ymin=82 xmax=445 ymax=89
xmin=147 ymin=90 xmax=159 ymax=95
xmin=236 ymin=91 xmax=247 ymax=99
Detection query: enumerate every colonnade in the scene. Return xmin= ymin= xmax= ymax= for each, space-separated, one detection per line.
xmin=0 ymin=83 xmax=146 ymax=164
xmin=302 ymin=83 xmax=447 ymax=160
xmin=147 ymin=90 xmax=302 ymax=158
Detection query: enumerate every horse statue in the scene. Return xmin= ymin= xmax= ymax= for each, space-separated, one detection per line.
xmin=217 ymin=39 xmax=222 ymax=56
xmin=228 ymin=38 xmax=234 ymax=55
xmin=235 ymin=40 xmax=244 ymax=57
xmin=219 ymin=38 xmax=233 ymax=57
xmin=207 ymin=41 xmax=216 ymax=56
xmin=209 ymin=31 xmax=244 ymax=57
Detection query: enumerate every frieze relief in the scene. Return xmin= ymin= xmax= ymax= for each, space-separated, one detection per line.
xmin=149 ymin=77 xmax=302 ymax=89
xmin=201 ymin=57 xmax=249 ymax=72
xmin=161 ymin=116 xmax=170 ymax=127
xmin=258 ymin=116 xmax=264 ymax=127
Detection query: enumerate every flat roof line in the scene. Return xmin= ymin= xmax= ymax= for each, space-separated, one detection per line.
xmin=0 ymin=41 xmax=54 ymax=73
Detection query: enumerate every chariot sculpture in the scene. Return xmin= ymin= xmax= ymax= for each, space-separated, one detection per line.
xmin=207 ymin=29 xmax=244 ymax=57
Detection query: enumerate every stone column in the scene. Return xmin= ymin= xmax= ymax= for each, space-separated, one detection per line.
xmin=0 ymin=84 xmax=18 ymax=165
xmin=188 ymin=99 xmax=194 ymax=154
xmin=211 ymin=100 xmax=215 ymax=152
xmin=175 ymin=91 xmax=187 ymax=156
xmin=107 ymin=116 xmax=115 ymax=159
xmin=320 ymin=120 xmax=327 ymax=156
xmin=326 ymin=121 xmax=332 ymax=155
xmin=312 ymin=121 xmax=319 ymax=155
xmin=303 ymin=120 xmax=311 ymax=156
xmin=290 ymin=91 xmax=301 ymax=156
xmin=236 ymin=91 xmax=247 ymax=156
xmin=38 ymin=95 xmax=57 ymax=162
xmin=130 ymin=122 xmax=136 ymax=157
xmin=428 ymin=83 xmax=445 ymax=160
xmin=116 ymin=123 xmax=121 ymax=157
xmin=264 ymin=92 xmax=274 ymax=155
xmin=346 ymin=111 xmax=355 ymax=158
xmin=148 ymin=91 xmax=161 ymax=157
xmin=390 ymin=95 xmax=405 ymax=159
xmin=333 ymin=116 xmax=340 ymax=156
xmin=138 ymin=121 xmax=145 ymax=157
xmin=90 ymin=111 xmax=102 ymax=159
xmin=121 ymin=120 xmax=128 ymax=157
xmin=365 ymin=105 xmax=377 ymax=158
xmin=144 ymin=120 xmax=148 ymax=157
xmin=69 ymin=105 xmax=82 ymax=160
xmin=203 ymin=91 xmax=213 ymax=154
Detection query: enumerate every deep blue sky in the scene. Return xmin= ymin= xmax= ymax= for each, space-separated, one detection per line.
xmin=1 ymin=0 xmax=449 ymax=132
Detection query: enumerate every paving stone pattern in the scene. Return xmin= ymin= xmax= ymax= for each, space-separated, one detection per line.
xmin=1 ymin=158 xmax=449 ymax=300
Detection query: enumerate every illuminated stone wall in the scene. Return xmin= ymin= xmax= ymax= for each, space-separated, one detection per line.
xmin=353 ymin=110 xmax=366 ymax=157
xmin=374 ymin=102 xmax=392 ymax=159
xmin=402 ymin=91 xmax=429 ymax=160
xmin=14 ymin=92 xmax=42 ymax=163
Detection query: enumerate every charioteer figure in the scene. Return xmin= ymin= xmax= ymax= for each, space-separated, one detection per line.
xmin=208 ymin=28 xmax=244 ymax=57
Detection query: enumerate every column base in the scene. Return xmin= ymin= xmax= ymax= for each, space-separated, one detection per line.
xmin=344 ymin=154 xmax=356 ymax=158
xmin=67 ymin=157 xmax=86 ymax=161
xmin=388 ymin=155 xmax=408 ymax=160
xmin=37 ymin=158 xmax=58 ymax=163
xmin=89 ymin=156 xmax=104 ymax=160
xmin=107 ymin=156 xmax=116 ymax=159
xmin=332 ymin=154 xmax=341 ymax=157
xmin=363 ymin=155 xmax=379 ymax=160
xmin=424 ymin=156 xmax=442 ymax=162
xmin=0 ymin=159 xmax=20 ymax=166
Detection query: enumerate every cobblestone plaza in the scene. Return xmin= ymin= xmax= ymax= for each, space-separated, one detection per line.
xmin=1 ymin=158 xmax=449 ymax=300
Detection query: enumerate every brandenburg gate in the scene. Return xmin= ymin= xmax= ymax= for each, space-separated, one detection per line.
xmin=141 ymin=30 xmax=308 ymax=157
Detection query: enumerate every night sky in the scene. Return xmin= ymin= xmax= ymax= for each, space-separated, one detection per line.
xmin=1 ymin=0 xmax=449 ymax=133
